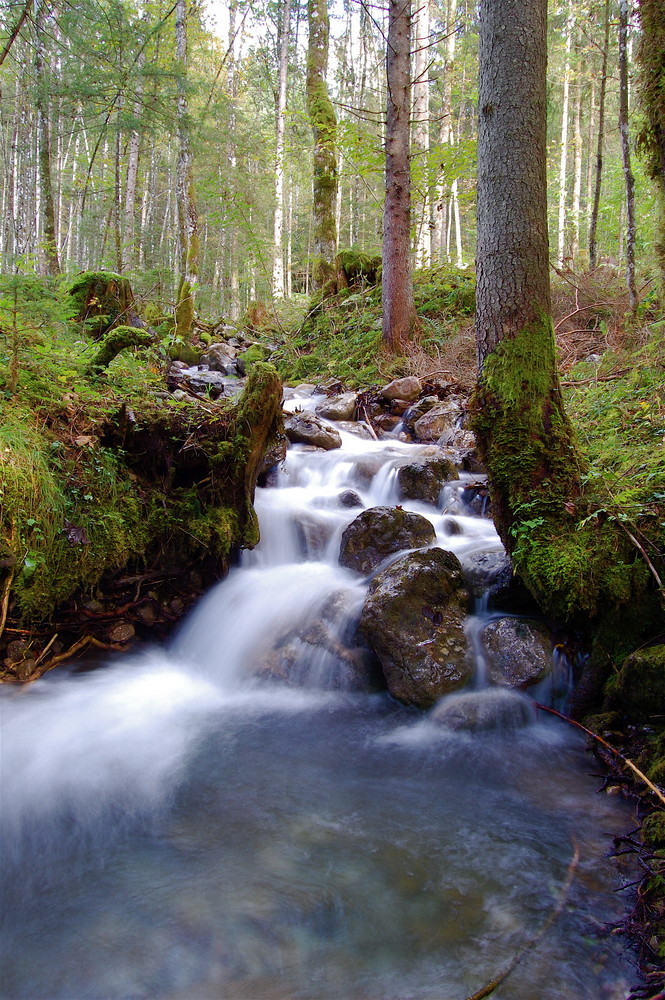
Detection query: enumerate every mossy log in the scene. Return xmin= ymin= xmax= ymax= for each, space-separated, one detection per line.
xmin=86 ymin=326 xmax=153 ymax=374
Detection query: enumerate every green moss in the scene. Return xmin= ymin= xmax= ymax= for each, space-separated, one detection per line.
xmin=175 ymin=280 xmax=195 ymax=340
xmin=237 ymin=343 xmax=271 ymax=373
xmin=606 ymin=645 xmax=665 ymax=722
xmin=86 ymin=326 xmax=152 ymax=374
xmin=66 ymin=271 xmax=134 ymax=337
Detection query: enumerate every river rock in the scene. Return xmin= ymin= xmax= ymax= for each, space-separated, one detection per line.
xmin=333 ymin=421 xmax=375 ymax=439
xmin=397 ymin=452 xmax=458 ymax=505
xmin=413 ymin=401 xmax=464 ymax=442
xmin=200 ymin=342 xmax=238 ymax=374
xmin=284 ymin=411 xmax=342 ymax=450
xmin=459 ymin=550 xmax=512 ymax=599
xmin=431 ymin=688 xmax=535 ymax=731
xmin=339 ymin=506 xmax=436 ymax=575
xmin=315 ymin=392 xmax=357 ymax=421
xmin=359 ymin=548 xmax=472 ymax=708
xmin=175 ymin=367 xmax=228 ymax=398
xmin=607 ymin=644 xmax=665 ymax=722
xmin=337 ymin=489 xmax=364 ymax=508
xmin=481 ymin=617 xmax=552 ymax=688
xmin=402 ymin=396 xmax=439 ymax=431
xmin=379 ymin=376 xmax=422 ymax=402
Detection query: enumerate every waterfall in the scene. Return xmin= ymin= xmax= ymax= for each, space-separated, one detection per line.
xmin=0 ymin=392 xmax=636 ymax=1000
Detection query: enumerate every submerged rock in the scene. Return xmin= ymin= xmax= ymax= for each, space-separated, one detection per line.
xmin=339 ymin=506 xmax=436 ymax=575
xmin=431 ymin=688 xmax=535 ymax=731
xmin=359 ymin=548 xmax=472 ymax=708
xmin=481 ymin=617 xmax=552 ymax=688
xmin=284 ymin=411 xmax=342 ymax=450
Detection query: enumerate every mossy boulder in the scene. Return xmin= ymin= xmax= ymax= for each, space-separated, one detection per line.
xmin=335 ymin=248 xmax=382 ymax=288
xmin=339 ymin=506 xmax=436 ymax=576
xmin=359 ymin=547 xmax=472 ymax=708
xmin=605 ymin=644 xmax=665 ymax=722
xmin=237 ymin=343 xmax=271 ymax=375
xmin=86 ymin=326 xmax=153 ymax=375
xmin=396 ymin=451 xmax=458 ymax=506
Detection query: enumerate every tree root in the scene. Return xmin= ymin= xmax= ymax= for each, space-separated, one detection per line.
xmin=465 ymin=840 xmax=580 ymax=1000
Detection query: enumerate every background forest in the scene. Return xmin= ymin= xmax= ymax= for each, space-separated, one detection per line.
xmin=0 ymin=0 xmax=660 ymax=313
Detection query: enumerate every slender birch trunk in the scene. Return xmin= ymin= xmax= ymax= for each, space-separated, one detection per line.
xmin=432 ymin=0 xmax=456 ymax=262
xmin=589 ymin=0 xmax=610 ymax=270
xmin=556 ymin=2 xmax=574 ymax=268
xmin=571 ymin=83 xmax=583 ymax=263
xmin=272 ymin=0 xmax=291 ymax=298
xmin=413 ymin=0 xmax=431 ymax=265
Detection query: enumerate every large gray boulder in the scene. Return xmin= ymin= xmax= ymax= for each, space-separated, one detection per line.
xmin=379 ymin=376 xmax=422 ymax=402
xmin=359 ymin=548 xmax=472 ymax=708
xmin=413 ymin=401 xmax=464 ymax=442
xmin=481 ymin=617 xmax=552 ymax=688
xmin=397 ymin=451 xmax=458 ymax=505
xmin=284 ymin=411 xmax=342 ymax=450
xmin=315 ymin=392 xmax=357 ymax=421
xmin=339 ymin=506 xmax=436 ymax=576
xmin=200 ymin=342 xmax=238 ymax=375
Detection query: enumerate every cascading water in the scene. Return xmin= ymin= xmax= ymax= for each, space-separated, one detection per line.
xmin=0 ymin=390 xmax=638 ymax=1000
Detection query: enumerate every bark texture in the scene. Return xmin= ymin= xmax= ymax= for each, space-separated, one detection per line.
xmin=306 ymin=0 xmax=338 ymax=292
xmin=473 ymin=0 xmax=581 ymax=611
xmin=175 ymin=0 xmax=199 ymax=338
xmin=382 ymin=0 xmax=416 ymax=351
xmin=636 ymin=0 xmax=665 ymax=293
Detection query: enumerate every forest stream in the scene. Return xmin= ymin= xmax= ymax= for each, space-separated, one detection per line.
xmin=0 ymin=388 xmax=642 ymax=1000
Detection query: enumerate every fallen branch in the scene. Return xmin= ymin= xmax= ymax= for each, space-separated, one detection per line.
xmin=27 ymin=635 xmax=125 ymax=682
xmin=535 ymin=704 xmax=665 ymax=808
xmin=0 ymin=570 xmax=14 ymax=641
xmin=465 ymin=840 xmax=580 ymax=1000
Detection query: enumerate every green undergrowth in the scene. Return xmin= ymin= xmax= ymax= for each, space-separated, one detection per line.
xmin=564 ymin=325 xmax=665 ymax=612
xmin=271 ymin=264 xmax=476 ymax=387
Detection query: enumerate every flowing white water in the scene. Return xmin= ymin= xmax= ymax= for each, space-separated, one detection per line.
xmin=0 ymin=400 xmax=638 ymax=999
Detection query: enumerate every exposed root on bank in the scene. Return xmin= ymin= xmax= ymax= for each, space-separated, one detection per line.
xmin=464 ymin=841 xmax=580 ymax=1000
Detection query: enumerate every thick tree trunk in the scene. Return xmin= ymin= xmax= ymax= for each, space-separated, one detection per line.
xmin=175 ymin=0 xmax=199 ymax=339
xmin=306 ymin=0 xmax=338 ymax=292
xmin=382 ymin=0 xmax=416 ymax=351
xmin=636 ymin=0 xmax=665 ymax=295
xmin=619 ymin=0 xmax=637 ymax=312
xmin=588 ymin=0 xmax=610 ymax=271
xmin=473 ymin=0 xmax=580 ymax=606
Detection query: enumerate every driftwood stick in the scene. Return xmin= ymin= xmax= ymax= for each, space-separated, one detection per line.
xmin=465 ymin=841 xmax=580 ymax=1000
xmin=535 ymin=704 xmax=665 ymax=808
xmin=27 ymin=635 xmax=123 ymax=682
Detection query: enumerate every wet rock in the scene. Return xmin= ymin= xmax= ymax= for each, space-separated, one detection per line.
xmin=436 ymin=427 xmax=481 ymax=472
xmin=379 ymin=376 xmax=422 ymax=402
xmin=371 ymin=413 xmax=402 ymax=433
xmin=359 ymin=548 xmax=472 ymax=708
xmin=259 ymin=435 xmax=288 ymax=482
xmin=402 ymin=396 xmax=439 ymax=431
xmin=413 ymin=401 xmax=464 ymax=442
xmin=339 ymin=506 xmax=436 ymax=575
xmin=337 ymin=489 xmax=364 ymax=508
xmin=296 ymin=515 xmax=333 ymax=559
xmin=173 ymin=367 xmax=228 ymax=398
xmin=461 ymin=482 xmax=491 ymax=517
xmin=481 ymin=617 xmax=552 ymax=688
xmin=397 ymin=452 xmax=458 ymax=506
xmin=107 ymin=621 xmax=136 ymax=643
xmin=315 ymin=392 xmax=357 ymax=421
xmin=431 ymin=689 xmax=535 ymax=731
xmin=136 ymin=600 xmax=159 ymax=624
xmin=284 ymin=411 xmax=342 ymax=450
xmin=200 ymin=342 xmax=238 ymax=374
xmin=333 ymin=421 xmax=375 ymax=440
xmin=459 ymin=550 xmax=512 ymax=599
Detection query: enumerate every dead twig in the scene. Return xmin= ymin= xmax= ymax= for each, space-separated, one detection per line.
xmin=0 ymin=570 xmax=14 ymax=641
xmin=27 ymin=635 xmax=125 ymax=682
xmin=535 ymin=704 xmax=665 ymax=808
xmin=465 ymin=840 xmax=580 ymax=1000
